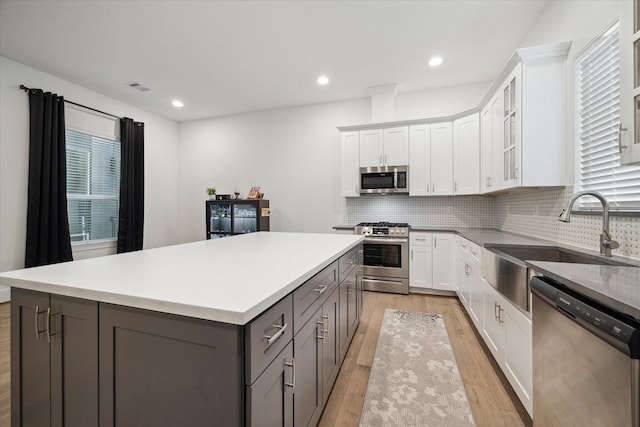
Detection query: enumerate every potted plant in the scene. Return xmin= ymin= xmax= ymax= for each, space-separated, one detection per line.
xmin=206 ymin=187 xmax=217 ymax=200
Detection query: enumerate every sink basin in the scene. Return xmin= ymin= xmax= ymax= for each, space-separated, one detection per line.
xmin=488 ymin=245 xmax=634 ymax=267
xmin=481 ymin=245 xmax=635 ymax=313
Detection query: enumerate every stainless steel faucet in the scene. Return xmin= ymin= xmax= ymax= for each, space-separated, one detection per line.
xmin=559 ymin=191 xmax=619 ymax=257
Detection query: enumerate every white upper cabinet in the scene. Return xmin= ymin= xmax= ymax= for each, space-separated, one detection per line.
xmin=501 ymin=43 xmax=570 ymax=190
xmin=501 ymin=64 xmax=521 ymax=188
xmin=338 ymin=41 xmax=571 ymax=196
xmin=409 ymin=124 xmax=431 ymax=196
xmin=480 ymin=94 xmax=503 ymax=193
xmin=383 ymin=127 xmax=410 ymax=166
xmin=430 ymin=122 xmax=454 ymax=195
xmin=359 ymin=129 xmax=383 ymax=167
xmin=620 ymin=0 xmax=640 ymax=164
xmin=340 ymin=131 xmax=360 ymax=197
xmin=359 ymin=126 xmax=408 ymax=167
xmin=453 ymin=113 xmax=480 ymax=195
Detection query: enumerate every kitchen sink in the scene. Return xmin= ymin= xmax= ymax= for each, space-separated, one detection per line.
xmin=487 ymin=245 xmax=634 ymax=267
xmin=481 ymin=245 xmax=635 ymax=313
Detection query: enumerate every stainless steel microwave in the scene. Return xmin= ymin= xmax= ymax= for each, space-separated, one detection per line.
xmin=360 ymin=166 xmax=409 ymax=195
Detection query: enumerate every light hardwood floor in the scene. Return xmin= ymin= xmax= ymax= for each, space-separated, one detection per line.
xmin=318 ymin=292 xmax=532 ymax=427
xmin=0 ymin=294 xmax=531 ymax=426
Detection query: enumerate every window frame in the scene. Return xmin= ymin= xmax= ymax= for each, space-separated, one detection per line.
xmin=65 ymin=106 xmax=121 ymax=247
xmin=573 ymin=19 xmax=640 ymax=214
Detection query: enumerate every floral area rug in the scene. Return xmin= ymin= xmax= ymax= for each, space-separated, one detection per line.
xmin=359 ymin=309 xmax=476 ymax=427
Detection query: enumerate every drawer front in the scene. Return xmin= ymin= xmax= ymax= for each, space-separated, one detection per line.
xmin=246 ymin=294 xmax=293 ymax=385
xmin=293 ymin=261 xmax=338 ymax=334
xmin=469 ymin=241 xmax=481 ymax=263
xmin=458 ymin=236 xmax=469 ymax=252
xmin=410 ymin=232 xmax=431 ymax=246
xmin=339 ymin=246 xmax=358 ymax=283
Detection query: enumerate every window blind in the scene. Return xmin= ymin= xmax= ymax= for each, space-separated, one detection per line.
xmin=66 ymin=129 xmax=121 ymax=242
xmin=576 ymin=22 xmax=640 ymax=210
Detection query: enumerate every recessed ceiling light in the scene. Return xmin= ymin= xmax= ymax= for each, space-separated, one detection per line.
xmin=428 ymin=56 xmax=443 ymax=67
xmin=317 ymin=76 xmax=329 ymax=85
xmin=172 ymin=100 xmax=184 ymax=108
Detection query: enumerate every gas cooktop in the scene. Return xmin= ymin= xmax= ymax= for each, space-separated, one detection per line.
xmin=355 ymin=222 xmax=410 ymax=228
xmin=354 ymin=222 xmax=410 ymax=237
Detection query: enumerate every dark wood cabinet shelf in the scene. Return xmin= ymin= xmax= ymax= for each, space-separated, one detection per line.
xmin=206 ymin=199 xmax=270 ymax=239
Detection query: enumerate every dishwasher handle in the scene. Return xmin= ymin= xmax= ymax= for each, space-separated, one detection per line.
xmin=531 ymin=276 xmax=640 ymax=358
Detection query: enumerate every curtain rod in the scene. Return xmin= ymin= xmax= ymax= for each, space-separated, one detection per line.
xmin=20 ymin=84 xmax=124 ymax=121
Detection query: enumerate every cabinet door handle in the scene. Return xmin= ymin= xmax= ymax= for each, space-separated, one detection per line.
xmin=619 ymin=124 xmax=628 ymax=152
xmin=285 ymin=359 xmax=296 ymax=394
xmin=316 ymin=319 xmax=325 ymax=339
xmin=494 ymin=301 xmax=500 ymax=321
xmin=46 ymin=307 xmax=52 ymax=344
xmin=432 ymin=183 xmax=435 ymax=193
xmin=264 ymin=323 xmax=288 ymax=346
xmin=514 ymin=167 xmax=519 ymax=180
xmin=379 ymin=154 xmax=382 ymax=164
xmin=454 ymin=182 xmax=458 ymax=192
xmin=385 ymin=154 xmax=388 ymax=164
xmin=314 ymin=284 xmax=328 ymax=294
xmin=411 ymin=249 xmax=413 ymax=260
xmin=321 ymin=315 xmax=329 ymax=335
xmin=434 ymin=237 xmax=437 ymax=248
xmin=34 ymin=305 xmax=41 ymax=340
xmin=498 ymin=306 xmax=504 ymax=325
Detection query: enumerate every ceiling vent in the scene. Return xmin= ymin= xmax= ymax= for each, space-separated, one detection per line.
xmin=127 ymin=82 xmax=151 ymax=92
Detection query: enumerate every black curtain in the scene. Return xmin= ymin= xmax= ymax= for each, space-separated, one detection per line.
xmin=25 ymin=89 xmax=73 ymax=268
xmin=117 ymin=118 xmax=145 ymax=253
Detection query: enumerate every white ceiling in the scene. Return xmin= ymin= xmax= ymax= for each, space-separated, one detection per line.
xmin=0 ymin=0 xmax=548 ymax=122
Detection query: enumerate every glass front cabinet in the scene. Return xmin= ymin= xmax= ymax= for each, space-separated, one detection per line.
xmin=206 ymin=199 xmax=270 ymax=239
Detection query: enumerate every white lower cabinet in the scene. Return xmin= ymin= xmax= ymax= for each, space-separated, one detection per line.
xmin=455 ymin=236 xmax=532 ymax=418
xmin=409 ymin=232 xmax=453 ymax=292
xmin=480 ymin=276 xmax=532 ymax=417
xmin=502 ymin=297 xmax=533 ymax=417
xmin=454 ymin=236 xmax=470 ymax=308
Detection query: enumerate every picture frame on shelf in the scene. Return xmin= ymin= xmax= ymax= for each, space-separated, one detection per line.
xmin=247 ymin=186 xmax=261 ymax=199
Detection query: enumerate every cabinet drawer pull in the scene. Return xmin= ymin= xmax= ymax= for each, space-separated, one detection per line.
xmin=264 ymin=323 xmax=288 ymax=346
xmin=314 ymin=284 xmax=328 ymax=294
xmin=346 ymin=259 xmax=354 ymax=265
xmin=498 ymin=306 xmax=504 ymax=325
xmin=285 ymin=359 xmax=296 ymax=394
xmin=494 ymin=301 xmax=500 ymax=321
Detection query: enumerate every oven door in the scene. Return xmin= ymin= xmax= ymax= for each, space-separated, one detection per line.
xmin=362 ymin=237 xmax=409 ymax=279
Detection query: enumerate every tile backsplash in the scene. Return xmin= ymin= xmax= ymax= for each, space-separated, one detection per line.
xmin=344 ymin=186 xmax=640 ymax=260
xmin=344 ymin=195 xmax=494 ymax=228
xmin=495 ymin=186 xmax=640 ymax=260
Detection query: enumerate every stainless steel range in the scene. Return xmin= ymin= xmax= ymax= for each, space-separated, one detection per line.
xmin=354 ymin=222 xmax=409 ymax=294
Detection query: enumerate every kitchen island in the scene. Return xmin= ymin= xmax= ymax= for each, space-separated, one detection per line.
xmin=1 ymin=232 xmax=364 ymax=427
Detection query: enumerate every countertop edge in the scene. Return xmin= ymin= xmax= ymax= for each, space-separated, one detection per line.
xmin=2 ymin=235 xmax=365 ymax=325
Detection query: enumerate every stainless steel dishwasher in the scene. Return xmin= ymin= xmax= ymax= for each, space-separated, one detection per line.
xmin=531 ymin=276 xmax=640 ymax=426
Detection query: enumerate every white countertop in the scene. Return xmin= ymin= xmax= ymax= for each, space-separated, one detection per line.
xmin=0 ymin=232 xmax=364 ymax=325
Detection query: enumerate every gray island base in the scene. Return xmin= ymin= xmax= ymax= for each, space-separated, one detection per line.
xmin=3 ymin=232 xmax=363 ymax=427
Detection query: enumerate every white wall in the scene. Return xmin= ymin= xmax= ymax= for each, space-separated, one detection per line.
xmin=0 ymin=57 xmax=181 ymax=277
xmin=177 ymin=84 xmax=489 ymax=243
